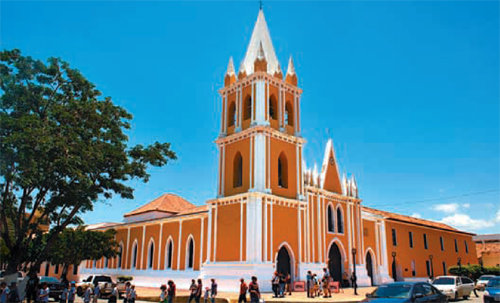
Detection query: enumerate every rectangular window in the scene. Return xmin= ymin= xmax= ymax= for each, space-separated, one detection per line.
xmin=426 ymin=260 xmax=431 ymax=277
xmin=442 ymin=262 xmax=447 ymax=275
xmin=392 ymin=228 xmax=397 ymax=246
xmin=423 ymin=233 xmax=428 ymax=249
xmin=440 ymin=236 xmax=444 ymax=251
xmin=409 ymin=231 xmax=414 ymax=248
xmin=455 ymin=239 xmax=458 ymax=252
xmin=464 ymin=240 xmax=469 ymax=253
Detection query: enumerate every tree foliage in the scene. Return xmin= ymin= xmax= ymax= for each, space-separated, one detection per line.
xmin=48 ymin=227 xmax=118 ymax=281
xmin=0 ymin=49 xmax=176 ymax=273
xmin=448 ymin=264 xmax=500 ymax=280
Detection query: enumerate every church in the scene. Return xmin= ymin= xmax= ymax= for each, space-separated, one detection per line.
xmin=56 ymin=9 xmax=478 ymax=291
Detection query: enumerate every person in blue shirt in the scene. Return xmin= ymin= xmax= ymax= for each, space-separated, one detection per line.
xmin=0 ymin=282 xmax=10 ymax=303
xmin=39 ymin=283 xmax=50 ymax=303
xmin=68 ymin=282 xmax=76 ymax=303
xmin=60 ymin=283 xmax=68 ymax=303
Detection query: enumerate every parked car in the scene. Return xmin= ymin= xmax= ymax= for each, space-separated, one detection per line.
xmin=76 ymin=275 xmax=113 ymax=298
xmin=432 ymin=276 xmax=474 ymax=300
xmin=484 ymin=277 xmax=500 ymax=303
xmin=0 ymin=271 xmax=24 ymax=284
xmin=39 ymin=276 xmax=66 ymax=301
xmin=477 ymin=275 xmax=497 ymax=291
xmin=362 ymin=281 xmax=448 ymax=303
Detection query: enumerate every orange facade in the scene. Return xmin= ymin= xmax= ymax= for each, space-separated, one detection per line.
xmin=66 ymin=9 xmax=478 ymax=292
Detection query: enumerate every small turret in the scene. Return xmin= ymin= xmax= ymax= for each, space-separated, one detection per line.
xmin=254 ymin=42 xmax=268 ymax=72
xmin=238 ymin=61 xmax=247 ymax=80
xmin=285 ymin=56 xmax=298 ymax=86
xmin=274 ymin=63 xmax=283 ymax=79
xmin=224 ymin=57 xmax=236 ymax=86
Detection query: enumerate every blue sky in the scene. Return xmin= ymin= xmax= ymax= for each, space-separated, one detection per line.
xmin=2 ymin=1 xmax=499 ymax=233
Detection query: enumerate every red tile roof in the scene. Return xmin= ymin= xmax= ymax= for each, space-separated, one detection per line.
xmin=124 ymin=194 xmax=196 ymax=217
xmin=362 ymin=206 xmax=474 ymax=235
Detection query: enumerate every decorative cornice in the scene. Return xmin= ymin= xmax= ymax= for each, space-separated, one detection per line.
xmin=215 ymin=125 xmax=306 ymax=146
xmin=218 ymin=72 xmax=302 ymax=96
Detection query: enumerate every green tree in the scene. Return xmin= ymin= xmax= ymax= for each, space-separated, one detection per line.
xmin=0 ymin=49 xmax=176 ymax=274
xmin=48 ymin=227 xmax=118 ymax=282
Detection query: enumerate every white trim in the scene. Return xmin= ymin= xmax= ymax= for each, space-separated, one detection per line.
xmin=140 ymin=225 xmax=146 ymax=269
xmin=185 ymin=234 xmax=195 ymax=269
xmin=157 ymin=223 xmax=163 ymax=270
xmin=316 ymin=194 xmax=322 ymax=262
xmin=240 ymin=202 xmax=243 ymax=261
xmin=221 ymin=146 xmax=226 ymax=196
xmin=298 ymin=206 xmax=302 ymax=266
xmin=126 ymin=227 xmax=131 ymax=269
xmin=177 ymin=220 xmax=183 ymax=269
xmin=214 ymin=205 xmax=218 ymax=261
xmin=251 ymin=80 xmax=255 ymax=123
xmin=270 ymin=198 xmax=274 ymax=262
xmin=347 ymin=203 xmax=352 ymax=269
xmin=206 ymin=205 xmax=212 ymax=263
xmin=264 ymin=199 xmax=268 ymax=262
xmin=200 ymin=217 xmax=204 ymax=268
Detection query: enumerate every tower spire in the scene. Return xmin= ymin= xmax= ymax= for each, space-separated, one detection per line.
xmin=226 ymin=57 xmax=235 ymax=76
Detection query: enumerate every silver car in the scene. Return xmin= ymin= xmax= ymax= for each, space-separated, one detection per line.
xmin=432 ymin=276 xmax=474 ymax=301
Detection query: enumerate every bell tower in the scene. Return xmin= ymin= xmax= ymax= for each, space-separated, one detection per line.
xmin=216 ymin=9 xmax=305 ymax=201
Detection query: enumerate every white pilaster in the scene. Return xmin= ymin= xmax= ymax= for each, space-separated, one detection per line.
xmin=206 ymin=205 xmax=212 ymax=263
xmin=157 ymin=223 xmax=163 ymax=270
xmin=252 ymin=133 xmax=266 ymax=192
xmin=126 ymin=227 xmax=131 ymax=269
xmin=200 ymin=217 xmax=204 ymax=267
xmin=246 ymin=195 xmax=263 ymax=263
xmin=140 ymin=225 xmax=146 ymax=270
xmin=254 ymin=80 xmax=267 ymax=125
xmin=214 ymin=205 xmax=218 ymax=261
xmin=177 ymin=220 xmax=183 ymax=269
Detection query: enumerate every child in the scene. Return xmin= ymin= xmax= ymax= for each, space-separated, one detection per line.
xmin=203 ymin=287 xmax=210 ymax=303
xmin=159 ymin=285 xmax=167 ymax=303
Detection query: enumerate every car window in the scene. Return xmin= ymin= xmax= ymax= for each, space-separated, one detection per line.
xmin=462 ymin=278 xmax=473 ymax=284
xmin=487 ymin=279 xmax=500 ymax=288
xmin=372 ymin=284 xmax=412 ymax=298
xmin=430 ymin=285 xmax=441 ymax=294
xmin=85 ymin=276 xmax=92 ymax=282
xmin=421 ymin=284 xmax=434 ymax=296
xmin=413 ymin=285 xmax=426 ymax=296
xmin=433 ymin=277 xmax=455 ymax=285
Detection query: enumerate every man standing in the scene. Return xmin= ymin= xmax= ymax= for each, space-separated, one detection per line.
xmin=68 ymin=282 xmax=76 ymax=303
xmin=238 ymin=279 xmax=247 ymax=303
xmin=195 ymin=279 xmax=203 ymax=303
xmin=322 ymin=268 xmax=331 ymax=298
xmin=8 ymin=282 xmax=20 ymax=303
xmin=188 ymin=280 xmax=197 ymax=303
xmin=167 ymin=280 xmax=176 ymax=303
xmin=123 ymin=282 xmax=131 ymax=303
xmin=39 ymin=283 xmax=50 ymax=303
xmin=92 ymin=284 xmax=100 ymax=303
xmin=1 ymin=282 xmax=10 ymax=303
xmin=26 ymin=273 xmax=39 ymax=303
xmin=210 ymin=279 xmax=217 ymax=303
xmin=248 ymin=277 xmax=260 ymax=303
xmin=306 ymin=271 xmax=312 ymax=298
xmin=83 ymin=286 xmax=92 ymax=303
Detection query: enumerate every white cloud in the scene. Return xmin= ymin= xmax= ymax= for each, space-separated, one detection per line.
xmin=441 ymin=213 xmax=494 ymax=230
xmin=433 ymin=203 xmax=459 ymax=214
xmin=411 ymin=213 xmax=422 ymax=218
xmin=496 ymin=209 xmax=500 ymax=223
xmin=463 ymin=203 xmax=470 ymax=209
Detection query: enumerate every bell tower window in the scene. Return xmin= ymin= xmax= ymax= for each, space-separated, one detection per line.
xmin=243 ymin=96 xmax=252 ymax=120
xmin=278 ymin=152 xmax=288 ymax=188
xmin=285 ymin=102 xmax=293 ymax=126
xmin=233 ymin=152 xmax=243 ymax=188
xmin=269 ymin=96 xmax=277 ymax=120
xmin=228 ymin=102 xmax=236 ymax=127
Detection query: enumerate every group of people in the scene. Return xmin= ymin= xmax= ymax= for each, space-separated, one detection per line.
xmin=1 ymin=282 xmax=21 ymax=303
xmin=270 ymin=273 xmax=291 ymax=298
xmin=305 ymin=268 xmax=333 ymax=298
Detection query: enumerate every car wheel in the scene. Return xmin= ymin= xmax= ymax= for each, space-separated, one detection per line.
xmin=463 ymin=295 xmax=468 ymax=300
xmin=77 ymin=287 xmax=83 ymax=297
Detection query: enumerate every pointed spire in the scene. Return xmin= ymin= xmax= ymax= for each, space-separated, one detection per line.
xmin=256 ymin=42 xmax=266 ymax=60
xmin=286 ymin=56 xmax=295 ymax=75
xmin=226 ymin=57 xmax=235 ymax=76
xmin=241 ymin=10 xmax=279 ymax=75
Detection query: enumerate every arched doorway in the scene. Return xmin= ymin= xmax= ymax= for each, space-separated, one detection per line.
xmin=328 ymin=242 xmax=342 ymax=282
xmin=276 ymin=246 xmax=291 ymax=278
xmin=366 ymin=252 xmax=374 ymax=286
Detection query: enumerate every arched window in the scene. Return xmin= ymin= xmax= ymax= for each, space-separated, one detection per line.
xmin=285 ymin=102 xmax=293 ymax=126
xmin=165 ymin=238 xmax=173 ymax=269
xmin=228 ymin=102 xmax=236 ymax=127
xmin=147 ymin=240 xmax=155 ymax=269
xmin=278 ymin=153 xmax=288 ymax=188
xmin=336 ymin=206 xmax=344 ymax=234
xmin=233 ymin=152 xmax=243 ymax=188
xmin=243 ymin=96 xmax=252 ymax=120
xmin=117 ymin=244 xmax=123 ymax=269
xmin=131 ymin=241 xmax=138 ymax=269
xmin=186 ymin=237 xmax=194 ymax=269
xmin=327 ymin=205 xmax=335 ymax=232
xmin=269 ymin=96 xmax=277 ymax=120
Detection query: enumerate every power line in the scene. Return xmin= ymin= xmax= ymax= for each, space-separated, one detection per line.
xmin=365 ymin=189 xmax=499 ymax=208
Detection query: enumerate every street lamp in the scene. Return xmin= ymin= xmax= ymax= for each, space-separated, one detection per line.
xmin=351 ymin=248 xmax=358 ymax=295
xmin=429 ymin=255 xmax=434 ymax=280
xmin=392 ymin=251 xmax=397 ymax=282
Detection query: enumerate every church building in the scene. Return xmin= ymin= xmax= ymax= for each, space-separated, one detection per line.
xmin=60 ymin=9 xmax=478 ymax=291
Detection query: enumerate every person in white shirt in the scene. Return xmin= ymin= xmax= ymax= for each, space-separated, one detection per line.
xmin=108 ymin=284 xmax=118 ymax=303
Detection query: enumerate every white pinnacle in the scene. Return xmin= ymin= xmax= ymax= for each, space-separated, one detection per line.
xmin=256 ymin=42 xmax=266 ymax=60
xmin=286 ymin=56 xmax=296 ymax=75
xmin=241 ymin=10 xmax=280 ymax=75
xmin=226 ymin=57 xmax=235 ymax=76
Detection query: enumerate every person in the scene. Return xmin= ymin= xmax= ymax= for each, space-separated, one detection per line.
xmin=26 ymin=273 xmax=39 ymax=303
xmin=8 ymin=282 xmax=20 ymax=303
xmin=285 ymin=274 xmax=291 ymax=296
xmin=60 ymin=283 xmax=68 ymax=303
xmin=322 ymin=268 xmax=331 ymax=298
xmin=306 ymin=271 xmax=312 ymax=298
xmin=83 ymin=286 xmax=92 ymax=303
xmin=128 ymin=285 xmax=136 ymax=303
xmin=159 ymin=285 xmax=167 ymax=303
xmin=312 ymin=274 xmax=319 ymax=298
xmin=210 ymin=279 xmax=217 ymax=303
xmin=195 ymin=279 xmax=203 ymax=303
xmin=342 ymin=271 xmax=349 ymax=288
xmin=123 ymin=282 xmax=131 ymax=303
xmin=109 ymin=283 xmax=118 ymax=303
xmin=278 ymin=274 xmax=286 ymax=298
xmin=248 ymin=276 xmax=260 ymax=303
xmin=93 ymin=284 xmax=100 ymax=303
xmin=167 ymin=280 xmax=176 ymax=303
xmin=238 ymin=279 xmax=247 ymax=303
xmin=1 ymin=282 xmax=10 ymax=303
xmin=39 ymin=283 xmax=50 ymax=303
xmin=68 ymin=282 xmax=76 ymax=303
xmin=350 ymin=272 xmax=357 ymax=296
xmin=203 ymin=287 xmax=209 ymax=303
xmin=188 ymin=280 xmax=197 ymax=303
xmin=271 ymin=272 xmax=279 ymax=298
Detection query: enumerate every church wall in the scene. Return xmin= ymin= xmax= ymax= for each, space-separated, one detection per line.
xmin=178 ymin=218 xmax=203 ymax=271
xmin=323 ymin=199 xmax=349 ymax=268
xmin=271 ymin=203 xmax=299 ymax=275
xmin=215 ymin=203 xmax=242 ymax=262
xmin=270 ymin=137 xmax=297 ymax=199
xmin=128 ymin=226 xmax=144 ymax=270
xmin=143 ymin=224 xmax=161 ymax=270
xmin=160 ymin=222 xmax=180 ymax=270
xmin=223 ymin=139 xmax=251 ymax=196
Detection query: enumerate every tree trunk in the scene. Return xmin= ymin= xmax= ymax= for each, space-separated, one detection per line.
xmin=61 ymin=264 xmax=69 ymax=283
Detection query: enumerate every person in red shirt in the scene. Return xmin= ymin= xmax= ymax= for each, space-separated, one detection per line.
xmin=238 ymin=279 xmax=248 ymax=303
xmin=167 ymin=280 xmax=176 ymax=303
